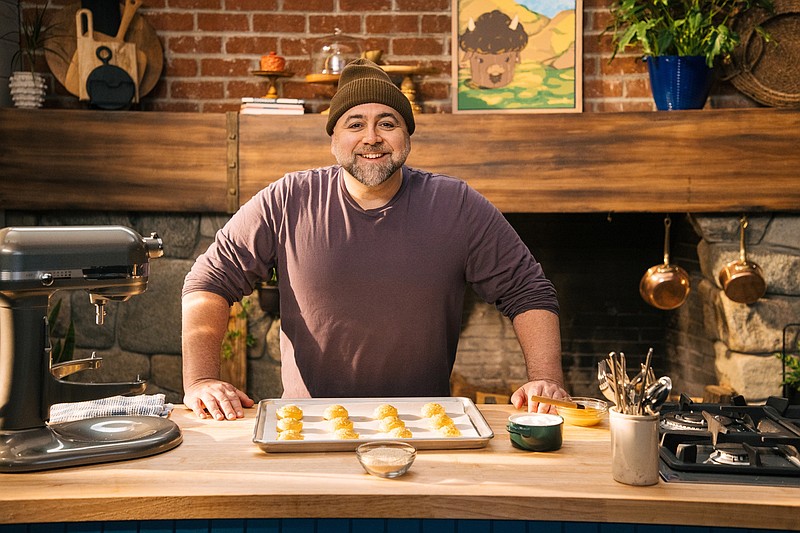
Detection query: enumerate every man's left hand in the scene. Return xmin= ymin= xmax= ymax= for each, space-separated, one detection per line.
xmin=510 ymin=380 xmax=570 ymax=414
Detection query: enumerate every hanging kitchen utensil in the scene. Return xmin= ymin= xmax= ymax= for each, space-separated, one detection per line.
xmin=62 ymin=7 xmax=90 ymax=97
xmin=75 ymin=5 xmax=140 ymax=102
xmin=639 ymin=215 xmax=691 ymax=310
xmin=46 ymin=2 xmax=162 ymax=99
xmin=109 ymin=0 xmax=144 ymax=101
xmin=718 ymin=215 xmax=767 ymax=304
xmin=86 ymin=45 xmax=135 ymax=110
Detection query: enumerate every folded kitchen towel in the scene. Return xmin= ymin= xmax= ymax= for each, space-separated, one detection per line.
xmin=48 ymin=394 xmax=173 ymax=424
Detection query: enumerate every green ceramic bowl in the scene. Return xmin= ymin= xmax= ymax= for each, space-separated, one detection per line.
xmin=507 ymin=413 xmax=564 ymax=452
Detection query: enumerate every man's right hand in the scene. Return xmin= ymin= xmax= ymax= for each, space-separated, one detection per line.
xmin=183 ymin=378 xmax=255 ymax=420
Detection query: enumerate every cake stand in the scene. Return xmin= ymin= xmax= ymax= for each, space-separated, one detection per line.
xmin=252 ymin=70 xmax=294 ymax=98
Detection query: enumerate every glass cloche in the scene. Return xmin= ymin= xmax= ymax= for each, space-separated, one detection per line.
xmin=308 ymin=29 xmax=365 ymax=75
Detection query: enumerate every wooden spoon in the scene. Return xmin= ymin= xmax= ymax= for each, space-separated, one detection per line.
xmin=528 ymin=395 xmax=585 ymax=409
xmin=115 ymin=0 xmax=142 ymax=41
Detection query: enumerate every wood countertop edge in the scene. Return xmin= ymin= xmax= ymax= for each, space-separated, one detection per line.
xmin=2 ymin=493 xmax=798 ymax=529
xmin=1 ymin=405 xmax=798 ymax=528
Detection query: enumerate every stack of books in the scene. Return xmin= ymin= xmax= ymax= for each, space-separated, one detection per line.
xmin=240 ymin=97 xmax=305 ymax=115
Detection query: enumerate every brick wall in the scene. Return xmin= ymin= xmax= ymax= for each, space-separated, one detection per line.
xmin=25 ymin=0 xmax=763 ymax=112
xmin=15 ymin=0 xmax=770 ymax=400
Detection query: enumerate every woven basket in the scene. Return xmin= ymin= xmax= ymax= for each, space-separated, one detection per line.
xmin=723 ymin=0 xmax=800 ymax=107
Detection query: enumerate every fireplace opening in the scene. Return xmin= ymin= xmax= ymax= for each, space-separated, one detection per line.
xmin=454 ymin=212 xmax=702 ymax=400
xmin=455 ymin=211 xmax=798 ymax=405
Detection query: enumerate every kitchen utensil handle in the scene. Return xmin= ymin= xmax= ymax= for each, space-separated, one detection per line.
xmin=638 ymin=347 xmax=653 ymax=414
xmin=77 ymin=8 xmax=93 ymax=39
xmin=528 ymin=395 xmax=579 ymax=409
xmin=116 ymin=0 xmax=143 ymax=42
xmin=663 ymin=215 xmax=672 ymax=265
xmin=739 ymin=215 xmax=748 ymax=263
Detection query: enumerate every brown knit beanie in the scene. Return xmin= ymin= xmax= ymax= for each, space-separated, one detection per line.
xmin=325 ymin=58 xmax=415 ymax=136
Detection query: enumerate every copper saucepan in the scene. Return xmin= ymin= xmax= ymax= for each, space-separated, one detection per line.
xmin=639 ymin=215 xmax=690 ymax=310
xmin=718 ymin=215 xmax=766 ymax=304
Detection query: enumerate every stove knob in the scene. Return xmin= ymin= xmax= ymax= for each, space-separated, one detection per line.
xmin=40 ymin=272 xmax=54 ymax=286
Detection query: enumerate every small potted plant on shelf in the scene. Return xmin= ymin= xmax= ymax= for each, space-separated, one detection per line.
xmin=605 ymin=0 xmax=774 ymax=110
xmin=3 ymin=0 xmax=64 ymax=108
xmin=256 ymin=266 xmax=280 ymax=317
xmin=776 ymin=351 xmax=800 ymax=405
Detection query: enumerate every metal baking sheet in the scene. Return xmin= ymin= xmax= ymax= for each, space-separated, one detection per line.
xmin=252 ymin=396 xmax=494 ymax=452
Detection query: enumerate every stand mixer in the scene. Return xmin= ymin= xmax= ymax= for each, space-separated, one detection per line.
xmin=0 ymin=226 xmax=182 ymax=472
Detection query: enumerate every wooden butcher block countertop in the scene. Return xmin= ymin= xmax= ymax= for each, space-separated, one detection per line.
xmin=1 ymin=405 xmax=798 ymax=530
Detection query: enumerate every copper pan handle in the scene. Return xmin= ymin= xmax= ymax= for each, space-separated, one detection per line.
xmin=739 ymin=215 xmax=749 ymax=263
xmin=662 ymin=215 xmax=672 ymax=265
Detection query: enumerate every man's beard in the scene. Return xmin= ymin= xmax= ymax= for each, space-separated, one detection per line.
xmin=333 ymin=142 xmax=410 ymax=188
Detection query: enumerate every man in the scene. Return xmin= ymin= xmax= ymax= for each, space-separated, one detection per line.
xmin=182 ymin=58 xmax=568 ymax=421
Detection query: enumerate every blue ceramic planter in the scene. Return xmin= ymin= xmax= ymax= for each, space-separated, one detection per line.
xmin=646 ymin=55 xmax=714 ymax=110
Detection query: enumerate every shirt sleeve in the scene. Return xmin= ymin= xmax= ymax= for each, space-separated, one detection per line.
xmin=182 ymin=182 xmax=282 ymax=306
xmin=462 ymin=186 xmax=559 ymax=319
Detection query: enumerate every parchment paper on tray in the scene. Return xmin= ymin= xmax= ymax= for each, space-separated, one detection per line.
xmin=252 ymin=397 xmax=494 ymax=452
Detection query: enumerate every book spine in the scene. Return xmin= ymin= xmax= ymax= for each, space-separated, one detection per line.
xmin=241 ymin=97 xmax=305 ymax=104
xmin=239 ymin=108 xmax=305 ymax=115
xmin=240 ymin=104 xmax=305 ymax=112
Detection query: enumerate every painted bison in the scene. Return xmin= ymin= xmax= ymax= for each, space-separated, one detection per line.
xmin=459 ymin=10 xmax=529 ymax=89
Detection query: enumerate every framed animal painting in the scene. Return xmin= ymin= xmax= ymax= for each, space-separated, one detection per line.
xmin=452 ymin=0 xmax=583 ymax=113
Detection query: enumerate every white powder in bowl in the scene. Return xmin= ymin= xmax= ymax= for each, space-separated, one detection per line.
xmin=359 ymin=447 xmax=413 ymax=475
xmin=511 ymin=414 xmax=562 ymax=426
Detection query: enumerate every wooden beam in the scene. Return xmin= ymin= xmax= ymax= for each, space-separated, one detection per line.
xmin=238 ymin=108 xmax=800 ymax=213
xmin=2 ymin=108 xmax=798 ymax=214
xmin=0 ymin=109 xmax=230 ymax=212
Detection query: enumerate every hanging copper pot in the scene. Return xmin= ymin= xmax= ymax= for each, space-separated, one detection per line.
xmin=639 ymin=215 xmax=691 ymax=310
xmin=718 ymin=215 xmax=766 ymax=304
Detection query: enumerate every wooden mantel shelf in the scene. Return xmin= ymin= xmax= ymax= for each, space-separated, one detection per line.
xmin=1 ymin=107 xmax=798 ymax=214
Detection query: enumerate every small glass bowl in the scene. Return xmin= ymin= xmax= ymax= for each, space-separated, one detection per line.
xmin=356 ymin=441 xmax=416 ymax=478
xmin=556 ymin=397 xmax=609 ymax=427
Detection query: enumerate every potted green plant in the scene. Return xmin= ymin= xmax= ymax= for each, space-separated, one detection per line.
xmin=606 ymin=0 xmax=774 ymax=110
xmin=776 ymin=351 xmax=800 ymax=404
xmin=3 ymin=0 xmax=64 ymax=108
xmin=256 ymin=266 xmax=280 ymax=317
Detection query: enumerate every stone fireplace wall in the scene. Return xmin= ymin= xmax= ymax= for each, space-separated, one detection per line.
xmin=666 ymin=214 xmax=800 ymax=402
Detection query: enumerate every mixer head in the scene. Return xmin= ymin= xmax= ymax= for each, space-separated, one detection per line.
xmin=0 ymin=226 xmax=163 ymax=324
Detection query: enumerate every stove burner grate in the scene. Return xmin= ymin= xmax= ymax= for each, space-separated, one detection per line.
xmin=708 ymin=444 xmax=750 ymax=465
xmin=662 ymin=412 xmax=733 ymax=431
xmin=658 ymin=399 xmax=800 ymax=485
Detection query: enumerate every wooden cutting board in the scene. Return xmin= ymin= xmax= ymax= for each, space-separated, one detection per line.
xmin=45 ymin=1 xmax=162 ymax=99
xmin=75 ymin=9 xmax=139 ymax=101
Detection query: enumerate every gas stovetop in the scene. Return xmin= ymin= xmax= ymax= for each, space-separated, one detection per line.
xmin=658 ymin=394 xmax=800 ymax=486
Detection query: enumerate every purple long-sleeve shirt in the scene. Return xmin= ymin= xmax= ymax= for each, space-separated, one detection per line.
xmin=183 ymin=165 xmax=558 ymax=397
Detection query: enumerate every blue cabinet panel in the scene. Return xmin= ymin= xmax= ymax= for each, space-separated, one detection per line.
xmin=454 ymin=519 xmax=490 ymax=533
xmin=387 ymin=519 xmax=421 ymax=533
xmin=351 ymin=519 xmax=386 ymax=533
xmin=174 ymin=519 xmax=209 ymax=533
xmin=244 ymin=519 xmax=280 ymax=533
xmin=211 ymin=519 xmax=247 ymax=533
xmin=141 ymin=519 xmax=178 ymax=533
xmin=313 ymin=519 xmax=350 ymax=533
xmin=422 ymin=519 xmax=456 ymax=533
xmin=563 ymin=522 xmax=598 ymax=533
